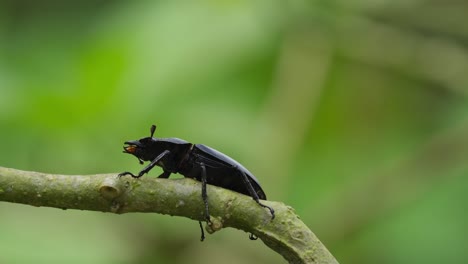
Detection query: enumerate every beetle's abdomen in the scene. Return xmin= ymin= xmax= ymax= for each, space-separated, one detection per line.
xmin=179 ymin=144 xmax=267 ymax=200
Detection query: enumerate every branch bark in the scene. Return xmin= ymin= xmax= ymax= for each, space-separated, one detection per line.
xmin=0 ymin=166 xmax=338 ymax=264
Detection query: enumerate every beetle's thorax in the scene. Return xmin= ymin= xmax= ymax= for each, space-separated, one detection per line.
xmin=149 ymin=139 xmax=193 ymax=173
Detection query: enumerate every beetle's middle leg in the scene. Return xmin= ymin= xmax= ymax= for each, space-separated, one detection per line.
xmin=200 ymin=162 xmax=211 ymax=223
xmin=198 ymin=162 xmax=211 ymax=242
xmin=157 ymin=170 xmax=171 ymax=178
xmin=238 ymin=170 xmax=275 ymax=220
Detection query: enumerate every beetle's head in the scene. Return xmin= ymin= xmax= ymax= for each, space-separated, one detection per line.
xmin=122 ymin=125 xmax=157 ymax=164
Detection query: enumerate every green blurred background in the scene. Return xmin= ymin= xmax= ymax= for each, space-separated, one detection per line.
xmin=1 ymin=1 xmax=468 ymax=263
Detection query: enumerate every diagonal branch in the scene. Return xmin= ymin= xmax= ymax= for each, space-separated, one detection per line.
xmin=0 ymin=166 xmax=338 ymax=264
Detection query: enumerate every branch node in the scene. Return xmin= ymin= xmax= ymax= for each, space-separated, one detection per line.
xmin=205 ymin=216 xmax=223 ymax=234
xmin=99 ymin=176 xmax=123 ymax=200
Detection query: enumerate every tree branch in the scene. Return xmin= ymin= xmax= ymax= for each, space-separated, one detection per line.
xmin=0 ymin=166 xmax=338 ymax=264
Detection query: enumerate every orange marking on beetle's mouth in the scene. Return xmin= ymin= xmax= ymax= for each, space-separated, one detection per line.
xmin=124 ymin=145 xmax=137 ymax=154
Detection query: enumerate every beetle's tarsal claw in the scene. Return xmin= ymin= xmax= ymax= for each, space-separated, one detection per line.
xmin=249 ymin=233 xmax=258 ymax=240
xmin=117 ymin=171 xmax=137 ymax=178
xmin=199 ymin=221 xmax=205 ymax=242
xmin=257 ymin=202 xmax=275 ymax=220
xmin=268 ymin=207 xmax=275 ymax=220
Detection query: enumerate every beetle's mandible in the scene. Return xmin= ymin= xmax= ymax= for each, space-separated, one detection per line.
xmin=118 ymin=125 xmax=275 ymax=241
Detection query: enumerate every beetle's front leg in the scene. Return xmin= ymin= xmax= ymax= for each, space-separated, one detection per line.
xmin=119 ymin=150 xmax=171 ymax=179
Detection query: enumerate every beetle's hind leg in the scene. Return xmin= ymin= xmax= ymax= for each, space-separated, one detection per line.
xmin=238 ymin=170 xmax=275 ymax=220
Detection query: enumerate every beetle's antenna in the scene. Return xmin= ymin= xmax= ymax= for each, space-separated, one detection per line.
xmin=150 ymin=125 xmax=156 ymax=137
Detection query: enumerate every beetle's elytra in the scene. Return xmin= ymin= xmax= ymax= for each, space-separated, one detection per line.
xmin=118 ymin=125 xmax=274 ymax=241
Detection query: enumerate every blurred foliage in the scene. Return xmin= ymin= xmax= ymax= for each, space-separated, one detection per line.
xmin=1 ymin=0 xmax=468 ymax=263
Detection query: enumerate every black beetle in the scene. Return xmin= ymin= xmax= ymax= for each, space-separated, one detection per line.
xmin=118 ymin=125 xmax=274 ymax=241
